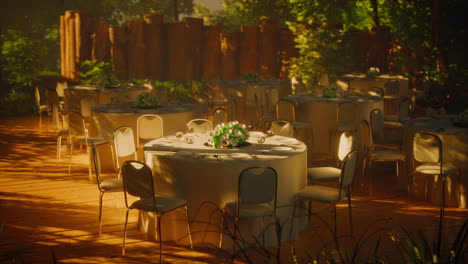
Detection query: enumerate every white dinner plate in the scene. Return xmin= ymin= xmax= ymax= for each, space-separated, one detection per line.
xmin=152 ymin=142 xmax=174 ymax=147
xmin=227 ymin=153 xmax=251 ymax=160
xmin=269 ymin=146 xmax=295 ymax=153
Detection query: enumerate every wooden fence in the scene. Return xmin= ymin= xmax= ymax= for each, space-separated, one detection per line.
xmin=60 ymin=10 xmax=393 ymax=82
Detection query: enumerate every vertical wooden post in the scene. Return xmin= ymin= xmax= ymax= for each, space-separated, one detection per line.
xmin=258 ymin=19 xmax=279 ymax=79
xmin=279 ymin=28 xmax=298 ymax=80
xmin=143 ymin=14 xmax=164 ymax=80
xmin=220 ymin=32 xmax=240 ymax=80
xmin=166 ymin=22 xmax=188 ymax=81
xmin=92 ymin=20 xmax=110 ymax=63
xmin=60 ymin=15 xmax=66 ymax=76
xmin=74 ymin=11 xmax=92 ymax=66
xmin=109 ymin=26 xmax=128 ymax=81
xmin=201 ymin=26 xmax=221 ymax=80
xmin=127 ymin=20 xmax=145 ymax=80
xmin=65 ymin=10 xmax=77 ymax=80
xmin=239 ymin=25 xmax=258 ymax=76
xmin=184 ymin=17 xmax=203 ymax=80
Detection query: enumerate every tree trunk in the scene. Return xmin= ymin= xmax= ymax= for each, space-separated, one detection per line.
xmin=370 ymin=0 xmax=380 ymax=26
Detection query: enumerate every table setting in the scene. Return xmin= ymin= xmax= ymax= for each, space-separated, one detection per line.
xmin=142 ymin=121 xmax=307 ymax=248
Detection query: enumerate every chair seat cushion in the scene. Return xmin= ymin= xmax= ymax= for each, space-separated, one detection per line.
xmin=307 ymin=167 xmax=341 ymax=181
xmin=415 ymin=163 xmax=458 ymax=176
xmin=225 ymin=202 xmax=274 ymax=218
xmin=130 ymin=195 xmax=186 ymax=213
xmin=297 ymin=185 xmax=346 ymax=204
xmin=100 ymin=178 xmax=123 ymax=192
xmin=371 ymin=150 xmax=405 ymax=161
xmin=384 ymin=120 xmax=405 ymax=128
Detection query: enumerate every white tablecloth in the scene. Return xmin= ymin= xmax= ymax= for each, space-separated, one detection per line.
xmin=64 ymin=84 xmax=150 ymax=112
xmin=286 ymin=93 xmax=383 ymax=158
xmin=143 ymin=133 xmax=307 ymax=248
xmin=403 ymin=117 xmax=468 ymax=208
xmin=339 ymin=74 xmax=409 ymax=97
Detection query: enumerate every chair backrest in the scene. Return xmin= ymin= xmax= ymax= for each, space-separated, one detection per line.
xmin=80 ymin=97 xmax=95 ymax=118
xmin=211 ymin=107 xmax=229 ymax=127
xmin=270 ymin=120 xmax=294 ymax=137
xmin=336 ymin=102 xmax=357 ymax=124
xmin=276 ymin=99 xmax=296 ymax=123
xmin=413 ymin=132 xmax=442 ymax=164
xmin=121 ymin=161 xmax=156 ymax=208
xmin=359 ymin=120 xmax=372 ymax=152
xmin=337 ymin=131 xmax=355 ymax=162
xmin=186 ymin=119 xmax=213 ymax=133
xmin=91 ymin=142 xmax=103 ymax=188
xmin=67 ymin=111 xmax=87 ymax=138
xmin=238 ymin=166 xmax=277 ymax=205
xmin=34 ymin=87 xmax=42 ymax=108
xmin=52 ymin=105 xmax=62 ymax=131
xmin=369 ymin=86 xmax=385 ymax=98
xmin=114 ymin=126 xmax=137 ymax=170
xmin=266 ymin=88 xmax=279 ymax=114
xmin=136 ymin=114 xmax=164 ymax=148
xmin=339 ymin=151 xmax=358 ymax=189
xmin=397 ymin=98 xmax=410 ymax=122
xmin=56 ymin=81 xmax=67 ymax=98
xmin=369 ymin=108 xmax=385 ymax=142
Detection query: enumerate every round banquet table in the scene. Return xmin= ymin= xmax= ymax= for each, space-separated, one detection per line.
xmin=142 ymin=132 xmax=307 ymax=248
xmin=91 ymin=103 xmax=204 ymax=170
xmin=64 ymin=84 xmax=150 ymax=111
xmin=339 ymin=74 xmax=409 ymax=97
xmin=403 ymin=117 xmax=468 ymax=208
xmin=213 ymin=80 xmax=291 ymax=124
xmin=286 ymin=93 xmax=383 ymax=159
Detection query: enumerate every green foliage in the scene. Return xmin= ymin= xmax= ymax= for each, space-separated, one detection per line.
xmin=0 ymin=89 xmax=36 ymax=117
xmin=1 ymin=29 xmax=45 ymax=89
xmin=242 ymin=72 xmax=260 ymax=83
xmin=287 ymin=23 xmax=352 ymax=89
xmin=79 ymin=60 xmax=119 ymax=88
xmin=136 ymin=92 xmax=159 ymax=107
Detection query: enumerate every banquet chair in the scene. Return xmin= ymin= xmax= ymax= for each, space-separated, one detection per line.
xmin=411 ymin=132 xmax=459 ymax=206
xmin=255 ymin=93 xmax=276 ymax=131
xmin=368 ymin=86 xmax=385 ymax=98
xmin=113 ymin=126 xmax=138 ymax=176
xmin=360 ymin=120 xmax=407 ymax=196
xmin=307 ymin=131 xmax=355 ymax=183
xmin=91 ymin=142 xmax=123 ymax=236
xmin=53 ymin=105 xmax=69 ymax=161
xmin=276 ymin=98 xmax=296 ymax=123
xmin=34 ymin=86 xmax=51 ymax=129
xmin=333 ymin=102 xmax=357 ymax=152
xmin=295 ymin=151 xmax=357 ymax=236
xmin=55 ymin=81 xmax=67 ymax=110
xmin=210 ymin=107 xmax=229 ymax=127
xmin=121 ymin=160 xmax=193 ymax=260
xmin=220 ymin=166 xmax=278 ymax=249
xmin=384 ymin=98 xmax=410 ymax=128
xmin=136 ymin=114 xmax=164 ymax=149
xmin=186 ymin=118 xmax=213 ymax=133
xmin=370 ymin=108 xmax=402 ymax=149
xmin=269 ymin=120 xmax=294 ymax=138
xmin=80 ymin=97 xmax=96 ymax=127
xmin=67 ymin=111 xmax=109 ymax=176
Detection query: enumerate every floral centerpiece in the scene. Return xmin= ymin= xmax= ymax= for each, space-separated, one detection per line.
xmin=322 ymin=83 xmax=344 ymax=98
xmin=136 ymin=92 xmax=159 ymax=108
xmin=366 ymin=67 xmax=381 ymax=78
xmin=208 ymin=121 xmax=249 ymax=148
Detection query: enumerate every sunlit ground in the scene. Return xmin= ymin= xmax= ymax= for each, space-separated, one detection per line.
xmin=0 ymin=116 xmax=466 ymax=263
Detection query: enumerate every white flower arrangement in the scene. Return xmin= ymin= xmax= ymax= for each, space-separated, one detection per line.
xmin=208 ymin=121 xmax=249 ymax=148
xmin=322 ymin=83 xmax=344 ymax=98
xmin=366 ymin=67 xmax=381 ymax=78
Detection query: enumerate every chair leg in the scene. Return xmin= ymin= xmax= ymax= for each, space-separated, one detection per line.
xmin=57 ymin=136 xmax=62 ymax=161
xmin=122 ymin=209 xmax=130 ymax=256
xmin=348 ymin=194 xmax=353 ymax=236
xmin=99 ymin=191 xmax=104 ymax=236
xmin=333 ymin=204 xmax=337 ymax=237
xmin=157 ymin=215 xmax=162 ymax=264
xmin=184 ymin=205 xmax=193 ymax=249
xmin=369 ymin=159 xmax=374 ymax=196
xmin=261 ymin=216 xmax=265 ymax=247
